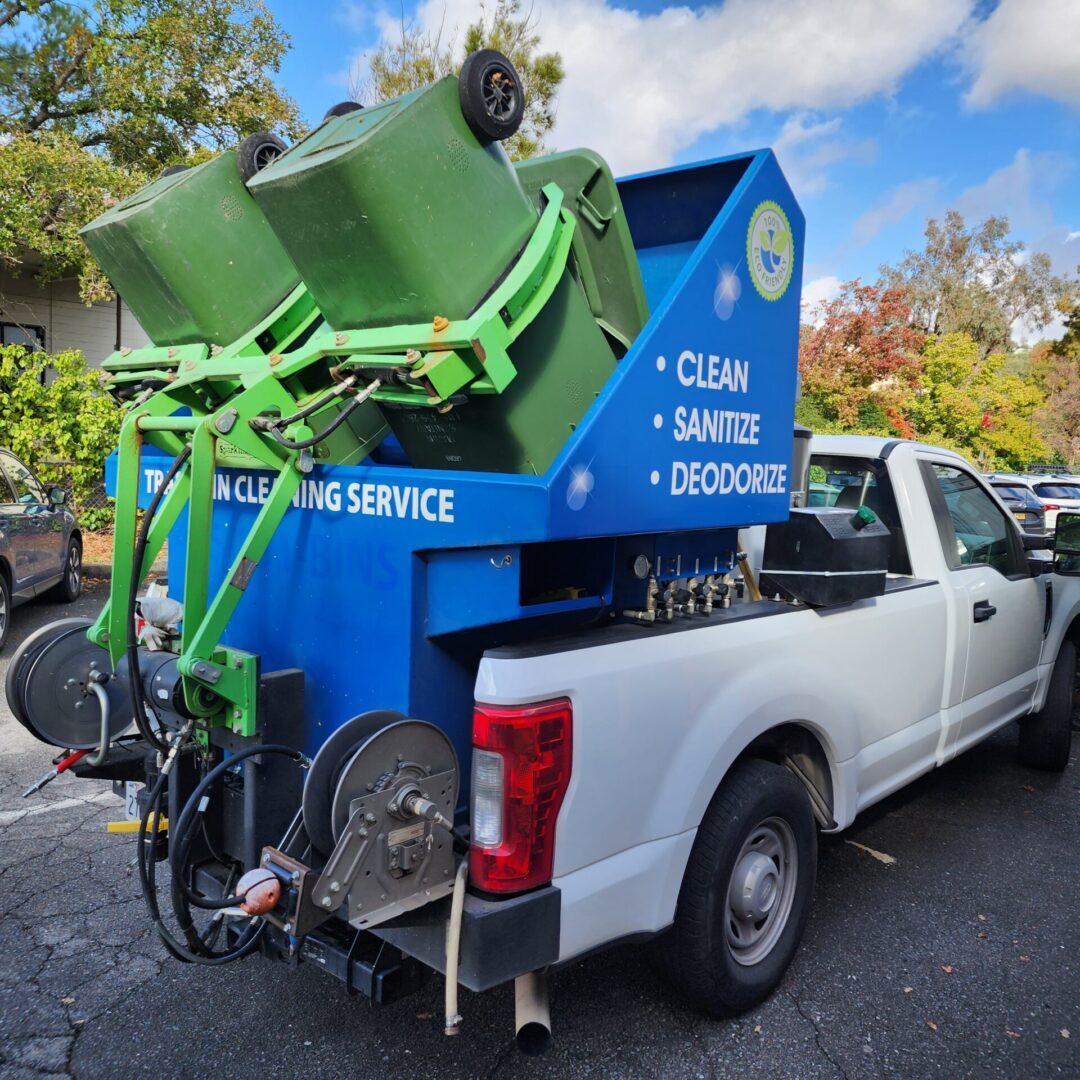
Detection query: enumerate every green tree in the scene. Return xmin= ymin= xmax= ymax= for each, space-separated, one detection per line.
xmin=0 ymin=344 xmax=122 ymax=527
xmin=0 ymin=131 xmax=144 ymax=302
xmin=0 ymin=0 xmax=300 ymax=301
xmin=0 ymin=0 xmax=300 ymax=170
xmin=1033 ymin=272 xmax=1080 ymax=463
xmin=358 ymin=0 xmax=564 ymax=161
xmin=906 ymin=333 xmax=1048 ymax=470
xmin=881 ymin=211 xmax=1068 ymax=356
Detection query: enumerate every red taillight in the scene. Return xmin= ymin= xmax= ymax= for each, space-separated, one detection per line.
xmin=1044 ymin=503 xmax=1061 ymax=511
xmin=470 ymin=698 xmax=572 ymax=894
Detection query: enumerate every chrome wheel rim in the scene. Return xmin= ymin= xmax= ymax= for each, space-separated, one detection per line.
xmin=68 ymin=544 xmax=81 ymax=594
xmin=0 ymin=587 xmax=7 ymax=636
xmin=725 ymin=815 xmax=798 ymax=966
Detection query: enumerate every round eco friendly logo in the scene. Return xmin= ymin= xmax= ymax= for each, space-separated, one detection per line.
xmin=747 ymin=200 xmax=793 ymax=301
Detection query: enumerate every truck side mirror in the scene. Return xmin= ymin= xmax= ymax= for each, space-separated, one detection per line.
xmin=48 ymin=486 xmax=68 ymax=506
xmin=1053 ymin=512 xmax=1080 ymax=574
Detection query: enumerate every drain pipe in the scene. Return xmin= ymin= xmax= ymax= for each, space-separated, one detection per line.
xmin=514 ymin=972 xmax=551 ymax=1056
xmin=444 ymin=857 xmax=469 ymax=1036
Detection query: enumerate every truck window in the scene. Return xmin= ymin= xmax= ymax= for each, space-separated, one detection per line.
xmin=808 ymin=455 xmax=912 ymax=575
xmin=923 ymin=463 xmax=1026 ymax=577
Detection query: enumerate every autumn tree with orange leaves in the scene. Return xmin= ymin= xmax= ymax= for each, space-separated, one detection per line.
xmin=797 ymin=281 xmax=924 ymax=436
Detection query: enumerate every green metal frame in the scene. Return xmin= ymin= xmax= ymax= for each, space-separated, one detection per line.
xmin=90 ymin=185 xmax=575 ymax=738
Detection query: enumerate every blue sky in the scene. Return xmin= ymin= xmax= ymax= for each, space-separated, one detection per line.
xmin=267 ymin=0 xmax=1079 ymax=338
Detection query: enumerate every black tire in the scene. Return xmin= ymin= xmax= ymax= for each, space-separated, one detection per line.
xmin=323 ymin=101 xmax=363 ymax=120
xmin=1018 ymin=638 xmax=1075 ymax=771
xmin=48 ymin=537 xmax=82 ymax=603
xmin=458 ymin=49 xmax=525 ymax=142
xmin=159 ymin=164 xmax=189 ymax=178
xmin=0 ymin=572 xmax=10 ymax=651
xmin=660 ymin=759 xmax=817 ymax=1017
xmin=236 ymin=132 xmax=287 ymax=184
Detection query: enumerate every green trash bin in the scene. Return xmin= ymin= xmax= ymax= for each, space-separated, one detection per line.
xmin=80 ymin=151 xmax=301 ymax=347
xmin=245 ymin=76 xmax=538 ymax=330
xmin=386 ymin=269 xmax=616 ymax=475
xmin=515 ymin=149 xmax=649 ymax=351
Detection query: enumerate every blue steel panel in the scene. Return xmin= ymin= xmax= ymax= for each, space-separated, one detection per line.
xmin=545 ymin=150 xmax=804 ymax=538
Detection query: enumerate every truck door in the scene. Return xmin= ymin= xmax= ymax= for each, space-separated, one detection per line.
xmin=918 ymin=459 xmax=1043 ymax=748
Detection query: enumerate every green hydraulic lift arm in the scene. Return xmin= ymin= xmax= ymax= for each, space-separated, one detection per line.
xmin=92 ymin=184 xmax=575 ymax=738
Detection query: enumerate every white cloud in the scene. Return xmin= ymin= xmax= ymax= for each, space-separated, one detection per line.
xmin=848 ymin=177 xmax=940 ymax=249
xmin=801 ymin=275 xmax=843 ymax=316
xmin=964 ymin=0 xmax=1080 ymax=109
xmin=361 ymin=0 xmax=973 ymax=174
xmin=953 ymin=148 xmax=1071 ymax=234
xmin=772 ymin=114 xmax=877 ymax=198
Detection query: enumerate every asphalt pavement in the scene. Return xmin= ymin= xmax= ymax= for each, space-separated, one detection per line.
xmin=1 ymin=583 xmax=1078 ymax=1079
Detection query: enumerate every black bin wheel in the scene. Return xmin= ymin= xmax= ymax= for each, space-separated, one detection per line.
xmin=237 ymin=132 xmax=288 ymax=184
xmin=324 ymin=101 xmax=364 ymax=120
xmin=458 ymin=48 xmax=525 ymax=143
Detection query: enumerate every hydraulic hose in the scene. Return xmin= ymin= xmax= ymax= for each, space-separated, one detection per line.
xmin=169 ymin=743 xmax=308 ymax=911
xmin=136 ymin=729 xmax=270 ymax=965
xmin=127 ymin=443 xmax=192 ymax=754
xmin=262 ymin=379 xmax=382 ymax=451
xmin=250 ymin=376 xmax=356 ymax=431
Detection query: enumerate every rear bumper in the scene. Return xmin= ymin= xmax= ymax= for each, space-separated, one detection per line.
xmin=373 ymin=885 xmax=561 ymax=991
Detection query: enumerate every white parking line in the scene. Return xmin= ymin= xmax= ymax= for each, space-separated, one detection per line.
xmin=0 ymin=789 xmax=116 ymax=827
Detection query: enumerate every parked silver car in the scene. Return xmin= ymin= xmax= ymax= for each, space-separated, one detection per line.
xmin=985 ymin=478 xmax=1048 ymax=536
xmin=985 ymin=472 xmax=1080 ymax=532
xmin=0 ymin=449 xmax=82 ymax=648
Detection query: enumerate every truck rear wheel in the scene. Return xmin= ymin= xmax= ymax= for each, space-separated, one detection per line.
xmin=661 ymin=758 xmax=817 ymax=1017
xmin=1018 ymin=638 xmax=1075 ymax=772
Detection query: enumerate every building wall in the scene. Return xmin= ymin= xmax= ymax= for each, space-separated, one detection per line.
xmin=0 ymin=269 xmax=149 ymax=365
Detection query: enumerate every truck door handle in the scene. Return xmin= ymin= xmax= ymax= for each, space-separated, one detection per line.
xmin=973 ymin=600 xmax=997 ymax=623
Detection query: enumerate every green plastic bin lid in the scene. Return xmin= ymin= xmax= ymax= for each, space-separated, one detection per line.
xmin=514 ymin=149 xmax=649 ymax=352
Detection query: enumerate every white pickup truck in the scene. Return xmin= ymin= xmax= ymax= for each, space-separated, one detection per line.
xmin=378 ymin=433 xmax=1078 ymax=1026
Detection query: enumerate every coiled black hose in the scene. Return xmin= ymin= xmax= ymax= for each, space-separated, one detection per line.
xmin=136 ymin=742 xmax=264 ymax=965
xmin=127 ymin=444 xmax=191 ymax=754
xmin=169 ymin=743 xmax=307 ymax=911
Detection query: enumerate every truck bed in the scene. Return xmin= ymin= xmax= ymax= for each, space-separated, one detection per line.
xmin=475 ymin=575 xmax=948 ymax=962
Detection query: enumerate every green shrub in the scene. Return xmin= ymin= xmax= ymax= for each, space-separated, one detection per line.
xmin=0 ymin=345 xmax=122 ymax=529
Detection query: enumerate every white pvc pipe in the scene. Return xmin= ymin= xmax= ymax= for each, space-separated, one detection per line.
xmin=444 ymin=857 xmax=469 ymax=1036
xmin=514 ymin=972 xmax=551 ymax=1056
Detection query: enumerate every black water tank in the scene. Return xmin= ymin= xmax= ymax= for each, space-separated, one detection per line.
xmin=760 ymin=506 xmax=890 ymax=607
